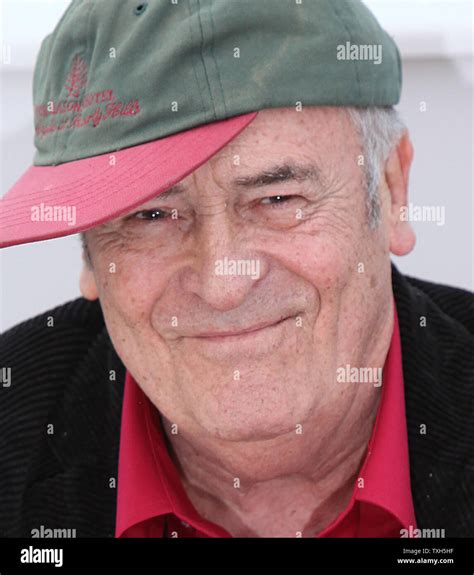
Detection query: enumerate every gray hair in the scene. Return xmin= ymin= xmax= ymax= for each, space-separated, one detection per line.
xmin=80 ymin=106 xmax=406 ymax=260
xmin=345 ymin=106 xmax=407 ymax=227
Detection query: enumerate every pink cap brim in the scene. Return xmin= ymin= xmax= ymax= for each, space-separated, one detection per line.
xmin=0 ymin=112 xmax=258 ymax=248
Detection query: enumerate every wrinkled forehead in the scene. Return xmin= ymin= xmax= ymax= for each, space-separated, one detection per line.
xmin=222 ymin=107 xmax=351 ymax=150
xmin=184 ymin=107 xmax=356 ymax=181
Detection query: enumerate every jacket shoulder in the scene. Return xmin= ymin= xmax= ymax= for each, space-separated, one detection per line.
xmin=402 ymin=273 xmax=473 ymax=335
xmin=1 ymin=296 xmax=105 ymax=402
xmin=0 ymin=298 xmax=105 ymax=536
xmin=393 ymin=267 xmax=474 ymax=535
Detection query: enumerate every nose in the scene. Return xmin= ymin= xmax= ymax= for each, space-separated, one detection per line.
xmin=181 ymin=207 xmax=265 ymax=312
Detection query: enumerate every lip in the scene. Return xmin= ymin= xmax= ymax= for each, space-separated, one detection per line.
xmin=192 ymin=316 xmax=292 ymax=339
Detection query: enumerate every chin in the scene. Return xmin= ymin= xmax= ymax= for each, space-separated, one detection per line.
xmin=195 ymin=405 xmax=304 ymax=443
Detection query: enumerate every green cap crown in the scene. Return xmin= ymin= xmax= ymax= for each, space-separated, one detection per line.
xmin=32 ymin=0 xmax=402 ymax=166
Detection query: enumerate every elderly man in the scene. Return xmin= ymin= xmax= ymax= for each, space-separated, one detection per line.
xmin=1 ymin=0 xmax=473 ymax=541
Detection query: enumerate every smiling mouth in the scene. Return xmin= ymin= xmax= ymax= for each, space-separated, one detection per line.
xmin=192 ymin=316 xmax=294 ymax=339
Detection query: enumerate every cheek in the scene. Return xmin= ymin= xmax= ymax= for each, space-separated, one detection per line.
xmin=258 ymin=197 xmax=368 ymax=296
xmin=268 ymin=233 xmax=356 ymax=298
xmin=93 ymin=251 xmax=167 ymax=332
xmin=261 ymin=223 xmax=383 ymax=353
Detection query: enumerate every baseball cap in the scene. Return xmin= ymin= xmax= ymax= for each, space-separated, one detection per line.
xmin=0 ymin=0 xmax=402 ymax=248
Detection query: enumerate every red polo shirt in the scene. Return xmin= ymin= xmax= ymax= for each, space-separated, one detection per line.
xmin=115 ymin=301 xmax=417 ymax=538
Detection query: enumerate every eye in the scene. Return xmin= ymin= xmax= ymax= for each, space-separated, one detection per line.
xmin=132 ymin=208 xmax=170 ymax=221
xmin=260 ymin=195 xmax=298 ymax=207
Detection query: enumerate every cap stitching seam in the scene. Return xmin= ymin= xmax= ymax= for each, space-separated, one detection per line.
xmin=185 ymin=0 xmax=207 ymax=118
xmin=56 ymin=0 xmax=95 ymax=165
xmin=208 ymin=0 xmax=227 ymax=117
xmin=329 ymin=1 xmax=362 ymax=103
xmin=196 ymin=0 xmax=218 ymax=120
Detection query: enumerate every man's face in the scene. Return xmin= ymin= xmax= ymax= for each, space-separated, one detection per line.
xmin=81 ymin=107 xmax=413 ymax=441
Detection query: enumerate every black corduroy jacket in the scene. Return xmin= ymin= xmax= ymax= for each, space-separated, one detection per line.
xmin=1 ymin=264 xmax=473 ymax=537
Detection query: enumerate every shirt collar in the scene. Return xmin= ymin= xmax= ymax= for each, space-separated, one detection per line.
xmin=354 ymin=299 xmax=417 ymax=527
xmin=115 ymin=366 xmax=230 ymax=537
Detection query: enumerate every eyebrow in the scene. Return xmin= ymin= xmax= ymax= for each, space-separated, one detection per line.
xmin=156 ymin=162 xmax=322 ymax=200
xmin=233 ymin=162 xmax=322 ymax=189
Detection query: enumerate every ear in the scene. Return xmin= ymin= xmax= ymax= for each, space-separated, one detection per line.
xmin=385 ymin=131 xmax=416 ymax=256
xmin=79 ymin=253 xmax=99 ymax=301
